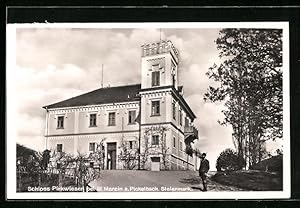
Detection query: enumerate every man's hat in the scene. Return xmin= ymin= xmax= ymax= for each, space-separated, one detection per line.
xmin=201 ymin=153 xmax=206 ymax=157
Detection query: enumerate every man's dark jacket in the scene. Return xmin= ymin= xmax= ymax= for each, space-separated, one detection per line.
xmin=199 ymin=159 xmax=210 ymax=173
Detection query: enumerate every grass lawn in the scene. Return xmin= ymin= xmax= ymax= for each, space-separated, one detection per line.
xmin=211 ymin=170 xmax=282 ymax=191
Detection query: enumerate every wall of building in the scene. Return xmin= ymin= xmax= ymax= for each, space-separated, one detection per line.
xmin=46 ymin=132 xmax=139 ymax=170
xmin=47 ymin=136 xmax=75 ymax=154
xmin=141 ymin=53 xmax=178 ymax=90
xmin=140 ymin=91 xmax=168 ymax=125
xmin=140 ymin=124 xmax=194 ymax=171
xmin=47 ymin=112 xmax=75 ymax=135
xmin=169 ymin=126 xmax=194 ymax=170
xmin=46 ymin=102 xmax=140 ymax=136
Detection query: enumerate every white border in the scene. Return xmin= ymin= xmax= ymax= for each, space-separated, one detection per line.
xmin=6 ymin=22 xmax=290 ymax=200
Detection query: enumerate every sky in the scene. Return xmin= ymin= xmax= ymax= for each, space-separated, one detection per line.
xmin=13 ymin=26 xmax=283 ymax=169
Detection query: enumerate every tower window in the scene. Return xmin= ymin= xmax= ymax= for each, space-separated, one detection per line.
xmin=152 ymin=135 xmax=159 ymax=145
xmin=89 ymin=114 xmax=97 ymax=127
xmin=171 ymin=63 xmax=176 ymax=86
xmin=108 ymin=112 xmax=116 ymax=126
xmin=173 ymin=136 xmax=176 ymax=148
xmin=57 ymin=144 xmax=63 ymax=152
xmin=179 ymin=141 xmax=183 ymax=152
xmin=57 ymin=116 xmax=64 ymax=129
xmin=89 ymin=142 xmax=96 ymax=152
xmin=128 ymin=110 xmax=136 ymax=124
xmin=151 ymin=101 xmax=160 ymax=116
xmin=185 ymin=117 xmax=189 ymax=127
xmin=179 ymin=110 xmax=183 ymax=125
xmin=172 ymin=102 xmax=176 ymax=120
xmin=152 ymin=71 xmax=160 ymax=87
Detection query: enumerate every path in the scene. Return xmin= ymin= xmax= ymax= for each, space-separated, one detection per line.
xmin=90 ymin=170 xmax=245 ymax=192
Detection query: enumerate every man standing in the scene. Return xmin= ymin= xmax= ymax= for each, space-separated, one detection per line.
xmin=199 ymin=153 xmax=210 ymax=191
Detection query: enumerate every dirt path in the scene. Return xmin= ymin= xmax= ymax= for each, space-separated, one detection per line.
xmin=90 ymin=170 xmax=245 ymax=192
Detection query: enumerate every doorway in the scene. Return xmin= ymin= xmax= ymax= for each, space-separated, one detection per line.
xmin=107 ymin=142 xmax=117 ymax=170
xmin=151 ymin=157 xmax=160 ymax=171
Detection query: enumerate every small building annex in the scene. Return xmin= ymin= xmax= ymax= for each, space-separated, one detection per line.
xmin=43 ymin=40 xmax=199 ymax=171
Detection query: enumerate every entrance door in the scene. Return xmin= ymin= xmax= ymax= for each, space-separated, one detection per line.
xmin=107 ymin=142 xmax=117 ymax=170
xmin=151 ymin=157 xmax=160 ymax=171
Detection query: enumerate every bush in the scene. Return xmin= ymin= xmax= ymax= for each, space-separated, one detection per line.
xmin=216 ymin=148 xmax=243 ymax=172
xmin=251 ymin=155 xmax=283 ymax=173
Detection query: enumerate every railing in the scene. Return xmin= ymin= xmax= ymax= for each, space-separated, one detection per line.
xmin=184 ymin=126 xmax=198 ymax=139
xmin=141 ymin=40 xmax=179 ymax=61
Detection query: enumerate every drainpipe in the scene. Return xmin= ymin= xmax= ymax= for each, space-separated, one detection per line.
xmin=45 ymin=107 xmax=49 ymax=150
xmin=138 ymin=100 xmax=141 ymax=170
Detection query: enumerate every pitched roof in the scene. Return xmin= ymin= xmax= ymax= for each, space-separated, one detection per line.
xmin=43 ymin=84 xmax=141 ymax=109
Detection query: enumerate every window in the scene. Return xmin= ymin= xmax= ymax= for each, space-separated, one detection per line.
xmin=173 ymin=137 xmax=176 ymax=148
xmin=179 ymin=110 xmax=183 ymax=125
xmin=171 ymin=63 xmax=176 ymax=86
xmin=108 ymin=112 xmax=116 ymax=126
xmin=151 ymin=100 xmax=160 ymax=116
xmin=172 ymin=102 xmax=176 ymax=120
xmin=57 ymin=144 xmax=63 ymax=152
xmin=152 ymin=71 xmax=160 ymax=87
xmin=185 ymin=117 xmax=189 ymax=127
xmin=129 ymin=141 xmax=134 ymax=149
xmin=89 ymin=142 xmax=96 ymax=152
xmin=179 ymin=141 xmax=183 ymax=152
xmin=89 ymin=114 xmax=97 ymax=127
xmin=57 ymin=116 xmax=64 ymax=129
xmin=152 ymin=135 xmax=159 ymax=145
xmin=128 ymin=110 xmax=136 ymax=124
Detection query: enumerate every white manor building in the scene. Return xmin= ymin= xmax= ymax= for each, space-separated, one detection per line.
xmin=43 ymin=40 xmax=199 ymax=171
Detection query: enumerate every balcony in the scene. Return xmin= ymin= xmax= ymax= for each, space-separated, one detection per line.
xmin=184 ymin=126 xmax=198 ymax=144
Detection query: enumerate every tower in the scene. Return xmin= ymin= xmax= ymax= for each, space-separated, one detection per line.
xmin=139 ymin=40 xmax=184 ymax=170
xmin=141 ymin=40 xmax=179 ymax=90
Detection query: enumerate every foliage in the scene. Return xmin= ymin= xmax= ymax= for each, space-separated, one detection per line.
xmin=193 ymin=148 xmax=202 ymax=158
xmin=185 ymin=144 xmax=194 ymax=157
xmin=204 ymin=29 xmax=283 ymax=168
xmin=118 ymin=138 xmax=139 ymax=170
xmin=216 ymin=148 xmax=243 ymax=171
xmin=88 ymin=139 xmax=106 ymax=169
xmin=250 ymin=154 xmax=283 ymax=173
xmin=141 ymin=126 xmax=170 ymax=170
xmin=276 ymin=148 xmax=283 ymax=156
xmin=72 ymin=140 xmax=105 ymax=188
xmin=17 ymin=140 xmax=105 ymax=192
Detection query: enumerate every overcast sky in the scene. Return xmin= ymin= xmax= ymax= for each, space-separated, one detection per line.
xmin=14 ymin=27 xmax=282 ymax=169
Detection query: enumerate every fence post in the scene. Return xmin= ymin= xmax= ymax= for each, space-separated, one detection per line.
xmin=75 ymin=176 xmax=78 ymax=187
xmin=58 ymin=172 xmax=63 ymax=187
xmin=38 ymin=172 xmax=41 ymax=187
xmin=83 ymin=179 xmax=87 ymax=192
xmin=17 ymin=171 xmax=22 ymax=192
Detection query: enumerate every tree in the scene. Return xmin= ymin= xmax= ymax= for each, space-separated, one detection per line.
xmin=48 ymin=140 xmax=105 ymax=191
xmin=204 ymin=29 xmax=283 ymax=168
xmin=41 ymin=149 xmax=51 ymax=170
xmin=88 ymin=139 xmax=106 ymax=170
xmin=216 ymin=148 xmax=243 ymax=172
xmin=72 ymin=152 xmax=101 ymax=192
xmin=75 ymin=140 xmax=105 ymax=191
xmin=118 ymin=138 xmax=139 ymax=170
